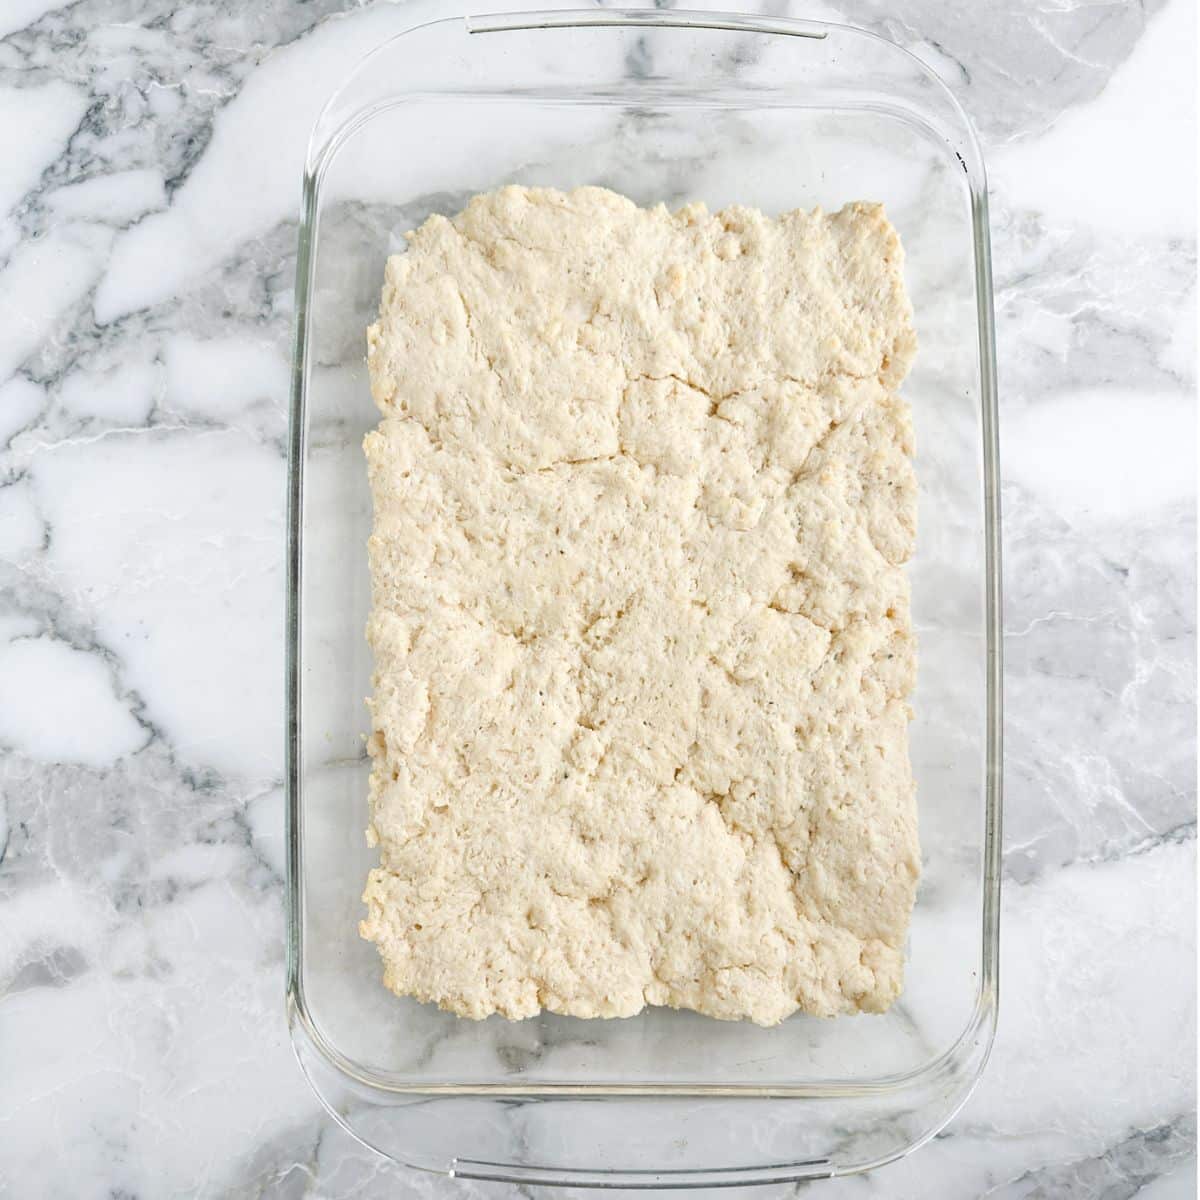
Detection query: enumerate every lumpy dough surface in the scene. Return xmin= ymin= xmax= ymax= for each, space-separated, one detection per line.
xmin=360 ymin=185 xmax=920 ymax=1026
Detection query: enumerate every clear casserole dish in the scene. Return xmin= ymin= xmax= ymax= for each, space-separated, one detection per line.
xmin=286 ymin=9 xmax=1002 ymax=1187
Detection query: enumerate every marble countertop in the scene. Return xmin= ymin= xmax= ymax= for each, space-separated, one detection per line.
xmin=0 ymin=1 xmax=1194 ymax=1196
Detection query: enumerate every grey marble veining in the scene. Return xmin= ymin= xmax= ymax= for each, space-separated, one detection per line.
xmin=0 ymin=0 xmax=1194 ymax=1196
xmin=846 ymin=0 xmax=1168 ymax=141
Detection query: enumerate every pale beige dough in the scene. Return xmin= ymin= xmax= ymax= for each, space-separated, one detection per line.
xmin=361 ymin=185 xmax=919 ymax=1025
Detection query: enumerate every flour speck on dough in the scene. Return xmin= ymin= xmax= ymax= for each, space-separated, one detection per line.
xmin=360 ymin=185 xmax=919 ymax=1026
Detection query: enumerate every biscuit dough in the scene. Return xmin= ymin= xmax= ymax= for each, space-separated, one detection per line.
xmin=361 ymin=186 xmax=919 ymax=1025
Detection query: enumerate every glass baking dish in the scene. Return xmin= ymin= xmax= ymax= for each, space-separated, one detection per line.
xmin=286 ymin=8 xmax=1002 ymax=1187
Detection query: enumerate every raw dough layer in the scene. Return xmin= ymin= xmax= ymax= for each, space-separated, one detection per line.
xmin=361 ymin=185 xmax=919 ymax=1026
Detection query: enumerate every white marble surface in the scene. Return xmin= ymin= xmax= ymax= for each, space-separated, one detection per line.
xmin=0 ymin=0 xmax=1195 ymax=1196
